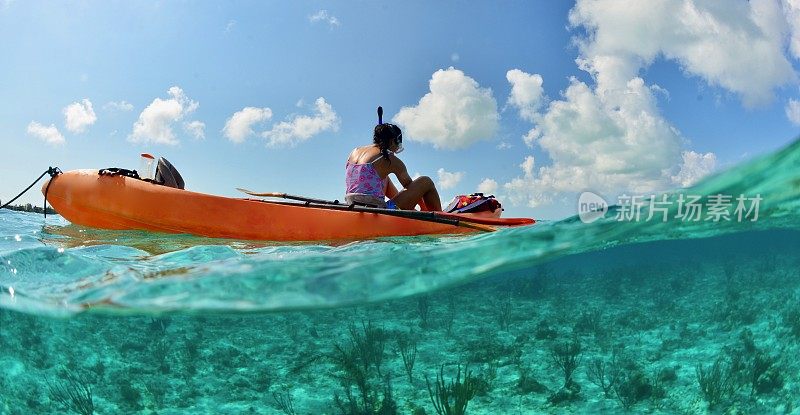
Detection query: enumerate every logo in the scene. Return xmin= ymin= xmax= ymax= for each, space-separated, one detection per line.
xmin=578 ymin=191 xmax=608 ymax=224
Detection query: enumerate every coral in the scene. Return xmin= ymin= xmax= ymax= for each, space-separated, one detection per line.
xmin=425 ymin=365 xmax=477 ymax=415
xmin=334 ymin=373 xmax=397 ymax=415
xmin=573 ymin=309 xmax=603 ymax=335
xmin=331 ymin=321 xmax=392 ymax=414
xmin=586 ymin=356 xmax=619 ymax=398
xmin=417 ymin=296 xmax=431 ymax=329
xmin=272 ymin=389 xmax=296 ymax=415
xmin=751 ymin=352 xmax=783 ymax=395
xmin=550 ymin=337 xmax=582 ymax=388
xmin=45 ymin=373 xmax=94 ymax=415
xmin=396 ymin=330 xmax=417 ymax=384
xmin=348 ymin=321 xmax=387 ymax=376
xmin=496 ymin=297 xmax=512 ymax=331
xmin=696 ymin=355 xmax=740 ymax=409
xmin=613 ymin=370 xmax=654 ymax=410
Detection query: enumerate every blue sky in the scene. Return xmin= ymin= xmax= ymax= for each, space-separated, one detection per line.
xmin=2 ymin=1 xmax=799 ymax=219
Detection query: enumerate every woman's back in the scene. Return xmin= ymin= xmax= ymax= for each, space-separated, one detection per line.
xmin=345 ymin=145 xmax=389 ymax=197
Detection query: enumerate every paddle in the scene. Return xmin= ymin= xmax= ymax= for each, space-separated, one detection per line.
xmin=235 ymin=188 xmax=529 ymax=230
xmin=236 ymin=188 xmax=533 ymax=226
xmin=235 ymin=189 xmax=345 ymax=205
xmin=236 ymin=189 xmax=495 ymax=232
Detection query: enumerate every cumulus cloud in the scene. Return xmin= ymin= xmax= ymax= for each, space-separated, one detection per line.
xmin=393 ymin=67 xmax=499 ymax=150
xmin=262 ymin=97 xmax=339 ymax=147
xmin=671 ymin=151 xmax=717 ymax=187
xmin=129 ymin=86 xmax=199 ymax=145
xmin=63 ymin=99 xmax=97 ymax=133
xmin=502 ymin=71 xmax=700 ymax=208
xmin=504 ymin=156 xmax=550 ymax=207
xmin=786 ymin=98 xmax=800 ymax=125
xmin=437 ymin=168 xmax=464 ymax=190
xmin=477 ymin=178 xmax=498 ymax=195
xmin=223 ymin=107 xmax=273 ymax=143
xmin=499 ymin=0 xmax=762 ymax=210
xmin=104 ymin=101 xmax=133 ymax=112
xmin=309 ymin=10 xmax=340 ymax=27
xmin=506 ymin=69 xmax=545 ymax=122
xmin=27 ymin=122 xmax=64 ymax=145
xmin=183 ymin=121 xmax=205 ymax=140
xmin=569 ymin=0 xmax=797 ymax=107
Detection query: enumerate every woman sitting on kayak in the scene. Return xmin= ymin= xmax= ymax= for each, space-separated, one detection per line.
xmin=345 ymin=123 xmax=442 ymax=211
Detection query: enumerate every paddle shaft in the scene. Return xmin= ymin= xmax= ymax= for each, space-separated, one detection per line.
xmin=245 ymin=198 xmax=495 ymax=232
xmin=236 ymin=188 xmax=532 ymax=226
xmin=235 ymin=189 xmax=343 ymax=205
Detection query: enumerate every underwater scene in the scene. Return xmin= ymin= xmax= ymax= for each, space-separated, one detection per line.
xmin=0 ymin=139 xmax=798 ymax=414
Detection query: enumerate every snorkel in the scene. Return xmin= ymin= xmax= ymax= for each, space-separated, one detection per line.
xmin=377 ymin=106 xmax=404 ymax=154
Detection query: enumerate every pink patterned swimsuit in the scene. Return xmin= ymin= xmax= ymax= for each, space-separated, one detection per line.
xmin=345 ymin=157 xmax=387 ymax=197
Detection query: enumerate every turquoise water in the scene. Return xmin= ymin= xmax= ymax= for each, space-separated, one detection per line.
xmin=0 ymin=139 xmax=798 ymax=414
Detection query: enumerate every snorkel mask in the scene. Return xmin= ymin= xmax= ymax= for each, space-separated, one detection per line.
xmin=394 ymin=132 xmax=404 ymax=154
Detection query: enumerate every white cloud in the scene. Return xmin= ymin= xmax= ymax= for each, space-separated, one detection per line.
xmin=785 ymin=0 xmax=800 ymax=59
xmin=63 ymin=99 xmax=97 ymax=133
xmin=786 ymin=98 xmax=800 ymax=125
xmin=506 ymin=69 xmax=545 ymax=122
xmin=569 ymin=0 xmax=797 ymax=107
xmin=477 ymin=178 xmax=498 ymax=195
xmin=129 ymin=86 xmax=199 ymax=145
xmin=497 ymin=141 xmax=513 ymax=150
xmin=451 ymin=53 xmax=460 ymax=62
xmin=671 ymin=151 xmax=717 ymax=187
xmin=104 ymin=101 xmax=134 ymax=112
xmin=309 ymin=10 xmax=340 ymax=28
xmin=262 ymin=97 xmax=339 ymax=147
xmin=502 ymin=75 xmax=690 ymax=207
xmin=499 ymin=1 xmax=756 ymax=210
xmin=223 ymin=107 xmax=273 ymax=143
xmin=183 ymin=121 xmax=205 ymax=140
xmin=437 ymin=168 xmax=464 ymax=190
xmin=393 ymin=67 xmax=499 ymax=150
xmin=27 ymin=122 xmax=64 ymax=145
xmin=504 ymin=156 xmax=551 ymax=208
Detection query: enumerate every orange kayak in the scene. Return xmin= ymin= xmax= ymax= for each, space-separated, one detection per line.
xmin=42 ymin=169 xmax=534 ymax=241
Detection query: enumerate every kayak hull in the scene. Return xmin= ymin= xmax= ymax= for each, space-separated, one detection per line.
xmin=43 ymin=170 xmax=532 ymax=241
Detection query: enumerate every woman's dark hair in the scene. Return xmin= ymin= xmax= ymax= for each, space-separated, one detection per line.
xmin=373 ymin=123 xmax=402 ymax=163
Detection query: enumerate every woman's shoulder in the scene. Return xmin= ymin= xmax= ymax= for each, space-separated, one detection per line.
xmin=350 ymin=145 xmax=380 ymax=163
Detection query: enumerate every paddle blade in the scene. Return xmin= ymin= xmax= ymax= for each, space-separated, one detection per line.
xmin=236 ymin=188 xmax=286 ymax=198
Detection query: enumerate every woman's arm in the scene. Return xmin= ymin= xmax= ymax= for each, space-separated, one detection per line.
xmin=388 ymin=155 xmax=428 ymax=210
xmin=385 ymin=179 xmax=399 ymax=199
xmin=390 ymin=156 xmax=413 ymax=189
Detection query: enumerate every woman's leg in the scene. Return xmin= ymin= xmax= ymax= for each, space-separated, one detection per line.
xmin=391 ymin=176 xmax=442 ymax=211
